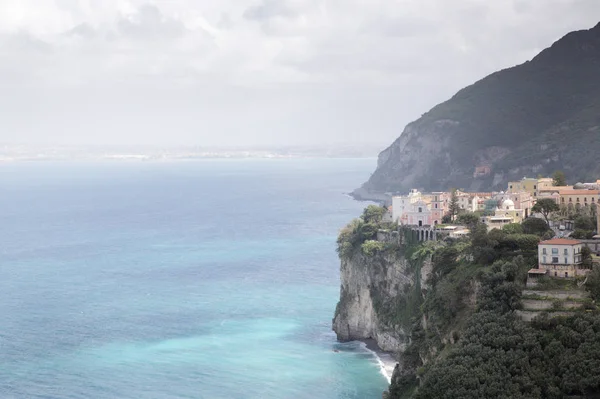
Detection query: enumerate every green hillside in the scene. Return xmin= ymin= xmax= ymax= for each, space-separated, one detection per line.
xmin=358 ymin=22 xmax=600 ymax=197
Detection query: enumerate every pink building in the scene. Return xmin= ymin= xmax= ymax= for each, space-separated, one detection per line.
xmin=404 ymin=200 xmax=439 ymax=226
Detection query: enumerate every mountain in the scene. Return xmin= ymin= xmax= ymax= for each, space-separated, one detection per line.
xmin=354 ymin=22 xmax=600 ymax=199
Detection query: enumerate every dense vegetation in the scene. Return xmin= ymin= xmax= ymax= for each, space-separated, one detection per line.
xmin=360 ymin=22 xmax=600 ymax=195
xmin=380 ymin=214 xmax=600 ymax=399
xmin=337 ymin=205 xmax=397 ymax=259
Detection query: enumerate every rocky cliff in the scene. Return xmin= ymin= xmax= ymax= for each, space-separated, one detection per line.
xmin=354 ymin=22 xmax=600 ymax=200
xmin=333 ymin=231 xmax=432 ymax=352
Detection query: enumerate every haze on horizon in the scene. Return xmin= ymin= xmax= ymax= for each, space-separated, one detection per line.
xmin=1 ymin=0 xmax=599 ymax=148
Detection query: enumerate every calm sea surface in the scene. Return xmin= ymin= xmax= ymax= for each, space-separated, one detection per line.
xmin=0 ymin=159 xmax=389 ymax=399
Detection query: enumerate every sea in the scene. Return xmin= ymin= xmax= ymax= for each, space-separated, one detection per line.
xmin=0 ymin=159 xmax=390 ymax=399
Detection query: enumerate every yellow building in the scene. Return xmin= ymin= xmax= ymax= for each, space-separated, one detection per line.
xmin=536 ymin=178 xmax=554 ymax=193
xmin=507 ymin=177 xmax=542 ymax=197
xmin=558 ymin=189 xmax=600 ymax=210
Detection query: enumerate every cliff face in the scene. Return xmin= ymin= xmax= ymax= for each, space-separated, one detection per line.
xmin=354 ymin=22 xmax=600 ymax=199
xmin=333 ymin=232 xmax=433 ymax=353
xmin=333 ymin=250 xmax=411 ymax=352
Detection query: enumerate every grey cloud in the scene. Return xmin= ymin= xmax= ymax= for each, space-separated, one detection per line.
xmin=243 ymin=0 xmax=296 ymax=21
xmin=117 ymin=4 xmax=186 ymax=40
xmin=67 ymin=23 xmax=96 ymax=38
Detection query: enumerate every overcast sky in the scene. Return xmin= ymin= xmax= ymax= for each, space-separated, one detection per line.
xmin=1 ymin=0 xmax=599 ymax=147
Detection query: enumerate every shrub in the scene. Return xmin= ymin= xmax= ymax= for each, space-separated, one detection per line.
xmin=502 ymin=223 xmax=523 ymax=235
xmin=522 ymin=217 xmax=551 ymax=236
xmin=361 ymin=240 xmax=386 ymax=256
xmin=571 ymin=229 xmax=595 ymax=239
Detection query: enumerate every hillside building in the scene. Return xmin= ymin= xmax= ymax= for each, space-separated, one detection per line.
xmin=534 ymin=238 xmax=586 ymax=279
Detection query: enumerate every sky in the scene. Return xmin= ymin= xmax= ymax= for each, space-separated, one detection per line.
xmin=1 ymin=0 xmax=599 ymax=148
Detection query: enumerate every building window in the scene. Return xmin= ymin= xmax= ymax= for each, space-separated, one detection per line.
xmin=543 ymin=256 xmax=547 ymax=264
xmin=435 ymin=204 xmax=438 ymax=209
xmin=543 ymin=248 xmax=547 ymax=255
xmin=565 ymin=257 xmax=568 ymax=264
xmin=565 ymin=272 xmax=569 ymax=278
xmin=418 ymin=207 xmax=422 ymax=213
xmin=552 ymin=248 xmax=558 ymax=255
xmin=534 ymin=185 xmax=537 ymax=190
xmin=555 ymin=271 xmax=558 ymax=277
xmin=564 ymin=248 xmax=568 ymax=255
xmin=552 ymin=257 xmax=559 ymax=263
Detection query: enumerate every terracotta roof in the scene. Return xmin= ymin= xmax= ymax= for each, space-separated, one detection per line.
xmin=540 ymin=238 xmax=582 ymax=246
xmin=559 ymin=189 xmax=600 ymax=195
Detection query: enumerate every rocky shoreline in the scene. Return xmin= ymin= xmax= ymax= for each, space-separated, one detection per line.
xmin=361 ymin=339 xmax=397 ymax=383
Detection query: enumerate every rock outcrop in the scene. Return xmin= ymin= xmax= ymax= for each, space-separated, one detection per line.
xmin=333 ymin=231 xmax=432 ymax=354
xmin=333 ymin=249 xmax=412 ymax=352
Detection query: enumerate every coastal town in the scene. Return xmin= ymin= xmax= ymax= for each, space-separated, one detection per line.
xmin=384 ymin=174 xmax=600 ymax=282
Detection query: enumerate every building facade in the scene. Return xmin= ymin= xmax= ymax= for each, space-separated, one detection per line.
xmin=537 ymin=238 xmax=585 ymax=278
xmin=392 ymin=189 xmax=423 ymax=224
xmin=558 ymin=189 xmax=600 ymax=211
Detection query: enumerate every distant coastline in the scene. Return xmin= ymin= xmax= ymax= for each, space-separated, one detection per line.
xmin=0 ymin=144 xmax=386 ymax=163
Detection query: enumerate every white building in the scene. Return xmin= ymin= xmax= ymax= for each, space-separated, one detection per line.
xmin=392 ymin=189 xmax=423 ymax=224
xmin=537 ymin=238 xmax=584 ymax=278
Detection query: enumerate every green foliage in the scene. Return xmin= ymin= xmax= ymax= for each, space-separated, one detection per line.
xmin=337 ymin=206 xmax=394 ymax=259
xmin=412 ymin=257 xmax=600 ymax=399
xmin=575 ymin=214 xmax=596 ymax=231
xmin=532 ymin=198 xmax=560 ymax=224
xmin=456 ymin=213 xmax=480 ymax=230
xmin=571 ymin=229 xmax=595 ymax=239
xmin=362 ymin=204 xmax=387 ymax=224
xmin=361 ymin=240 xmax=386 ymax=256
xmin=586 ymin=265 xmax=600 ymax=301
xmin=502 ymin=223 xmax=523 ymax=235
xmin=582 ymin=246 xmax=593 ymax=269
xmin=553 ymin=170 xmax=567 ymax=186
xmin=541 ymin=230 xmax=556 ymax=240
xmin=535 ymin=276 xmax=580 ymax=291
xmin=521 ymin=217 xmax=551 ymax=236
xmin=448 ymin=189 xmax=460 ymax=221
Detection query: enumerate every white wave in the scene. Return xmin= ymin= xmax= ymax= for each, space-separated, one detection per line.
xmin=358 ymin=342 xmax=395 ymax=384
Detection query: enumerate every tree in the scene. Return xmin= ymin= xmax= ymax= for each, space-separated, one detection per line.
xmin=362 ymin=205 xmax=386 ymax=224
xmin=585 ymin=265 xmax=600 ymax=300
xmin=574 ymin=214 xmax=595 ymax=231
xmin=448 ymin=189 xmax=460 ymax=221
xmin=581 ymin=246 xmax=593 ymax=269
xmin=553 ymin=170 xmax=567 ymax=186
xmin=571 ymin=229 xmax=595 ymax=239
xmin=521 ymin=217 xmax=551 ymax=236
xmin=457 ymin=213 xmax=480 ymax=230
xmin=531 ymin=198 xmax=559 ymax=225
xmin=502 ymin=223 xmax=523 ymax=235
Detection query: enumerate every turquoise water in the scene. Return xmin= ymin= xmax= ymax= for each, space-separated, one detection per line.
xmin=0 ymin=159 xmax=389 ymax=399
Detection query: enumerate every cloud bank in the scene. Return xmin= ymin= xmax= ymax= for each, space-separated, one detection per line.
xmin=1 ymin=0 xmax=598 ymax=146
